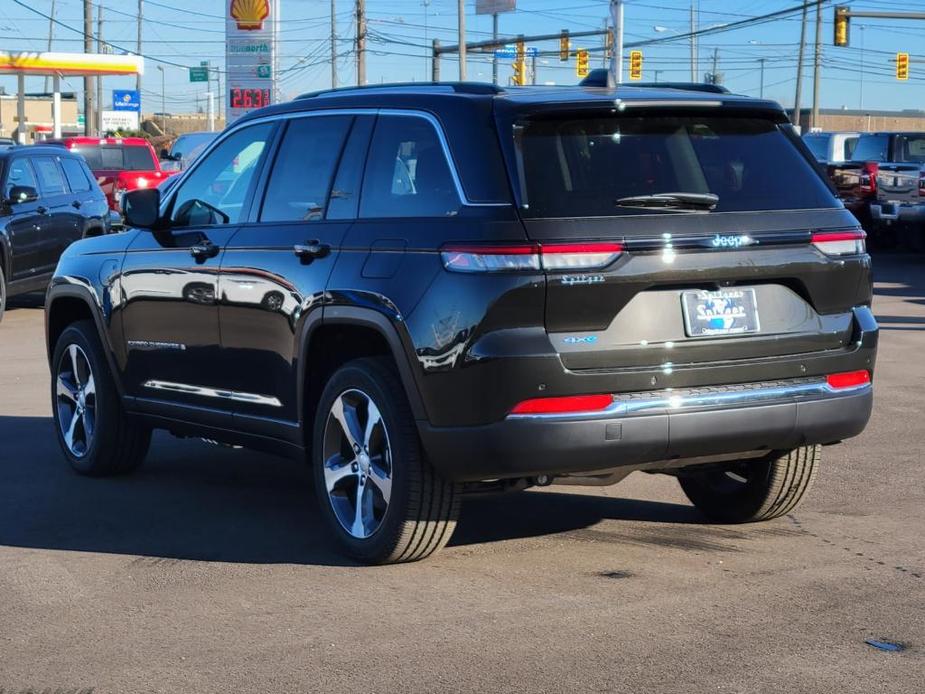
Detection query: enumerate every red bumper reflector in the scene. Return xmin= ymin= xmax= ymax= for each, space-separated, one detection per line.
xmin=826 ymin=370 xmax=871 ymax=390
xmin=510 ymin=394 xmax=614 ymax=415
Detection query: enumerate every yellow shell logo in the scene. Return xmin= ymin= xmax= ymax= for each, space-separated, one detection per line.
xmin=230 ymin=0 xmax=270 ymax=31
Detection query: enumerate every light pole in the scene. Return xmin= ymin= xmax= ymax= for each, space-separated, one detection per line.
xmin=859 ymin=25 xmax=865 ymax=110
xmin=156 ymin=65 xmax=166 ymax=135
xmin=423 ymin=0 xmax=431 ymax=81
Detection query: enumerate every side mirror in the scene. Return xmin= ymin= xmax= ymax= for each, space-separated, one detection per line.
xmin=7 ymin=185 xmax=39 ymax=204
xmin=122 ymin=188 xmax=163 ymax=229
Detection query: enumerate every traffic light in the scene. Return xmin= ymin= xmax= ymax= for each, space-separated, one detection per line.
xmin=605 ymin=30 xmax=614 ymax=60
xmin=559 ymin=30 xmax=570 ymax=62
xmin=897 ymin=52 xmax=910 ymax=81
xmin=576 ymin=49 xmax=590 ymax=78
xmin=629 ymin=50 xmax=643 ymax=81
xmin=513 ymin=59 xmax=526 ymax=85
xmin=834 ymin=5 xmax=850 ymax=47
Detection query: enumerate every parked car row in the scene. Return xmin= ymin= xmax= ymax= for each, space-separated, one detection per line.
xmin=806 ymin=129 xmax=925 ymax=250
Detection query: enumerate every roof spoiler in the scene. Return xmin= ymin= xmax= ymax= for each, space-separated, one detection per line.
xmin=297 ymin=82 xmax=504 ymax=100
xmin=579 ymin=69 xmax=731 ymax=94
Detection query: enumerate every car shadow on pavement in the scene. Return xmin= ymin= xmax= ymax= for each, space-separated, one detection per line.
xmin=0 ymin=415 xmax=696 ymax=565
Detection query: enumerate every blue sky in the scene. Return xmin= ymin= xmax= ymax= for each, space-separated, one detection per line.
xmin=1 ymin=0 xmax=923 ymax=114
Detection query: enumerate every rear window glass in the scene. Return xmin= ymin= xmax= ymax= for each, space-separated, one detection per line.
xmin=852 ymin=134 xmax=889 ymax=162
xmin=896 ymin=135 xmax=925 ymax=163
xmin=516 ymin=115 xmax=836 ymax=218
xmin=72 ymin=145 xmax=154 ymax=171
xmin=803 ymin=134 xmax=830 ymax=161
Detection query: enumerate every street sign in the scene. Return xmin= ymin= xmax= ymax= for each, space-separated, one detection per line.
xmin=112 ymin=89 xmax=140 ymax=112
xmin=189 ymin=66 xmax=209 ymax=82
xmin=576 ymin=49 xmax=590 ymax=78
xmin=495 ymin=44 xmax=538 ymax=59
xmin=629 ymin=50 xmax=643 ymax=80
xmin=896 ymin=52 xmax=910 ymax=80
xmin=476 ymin=0 xmax=515 ymax=15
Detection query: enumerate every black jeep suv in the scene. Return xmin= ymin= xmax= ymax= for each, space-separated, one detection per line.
xmin=2 ymin=146 xmax=110 ymax=322
xmin=45 ymin=83 xmax=877 ymax=564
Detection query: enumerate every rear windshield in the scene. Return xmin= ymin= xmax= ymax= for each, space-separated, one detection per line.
xmin=894 ymin=134 xmax=925 ymax=163
xmin=516 ymin=115 xmax=836 ymax=218
xmin=71 ymin=144 xmax=155 ymax=171
xmin=852 ymin=134 xmax=889 ymax=163
xmin=803 ymin=134 xmax=830 ymax=161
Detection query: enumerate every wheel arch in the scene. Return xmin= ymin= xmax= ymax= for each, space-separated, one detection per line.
xmin=45 ymin=285 xmax=125 ymax=396
xmin=299 ymin=306 xmax=428 ymax=446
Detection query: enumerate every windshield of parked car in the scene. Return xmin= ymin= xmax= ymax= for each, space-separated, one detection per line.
xmin=71 ymin=144 xmax=156 ymax=171
xmin=515 ymin=115 xmax=836 ymax=218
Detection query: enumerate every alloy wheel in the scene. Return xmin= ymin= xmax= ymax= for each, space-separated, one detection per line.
xmin=321 ymin=388 xmax=393 ymax=539
xmin=55 ymin=344 xmax=96 ymax=458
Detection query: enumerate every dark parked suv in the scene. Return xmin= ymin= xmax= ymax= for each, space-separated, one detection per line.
xmin=1 ymin=146 xmax=110 ymax=322
xmin=45 ymin=84 xmax=877 ymax=563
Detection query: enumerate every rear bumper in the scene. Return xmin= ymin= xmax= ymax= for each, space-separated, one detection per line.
xmin=871 ymin=202 xmax=925 ymax=223
xmin=420 ymin=383 xmax=873 ymax=482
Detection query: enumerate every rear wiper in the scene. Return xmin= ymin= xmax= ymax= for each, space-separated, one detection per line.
xmin=616 ymin=192 xmax=719 ymax=211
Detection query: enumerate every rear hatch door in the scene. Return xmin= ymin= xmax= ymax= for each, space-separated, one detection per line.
xmin=507 ymin=107 xmax=865 ymax=372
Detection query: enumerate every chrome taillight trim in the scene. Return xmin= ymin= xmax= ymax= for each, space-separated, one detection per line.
xmin=507 ymin=377 xmax=871 ymax=420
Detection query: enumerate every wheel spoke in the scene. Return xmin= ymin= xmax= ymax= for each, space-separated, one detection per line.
xmin=63 ymin=408 xmax=79 ymax=451
xmin=351 ymin=481 xmax=367 ymax=537
xmin=368 ymin=458 xmax=392 ymax=505
xmin=56 ymin=375 xmax=79 ymax=403
xmin=330 ymin=395 xmax=364 ymax=451
xmin=363 ymin=400 xmax=382 ymax=450
xmin=68 ymin=344 xmax=82 ymax=386
xmin=81 ymin=409 xmax=94 ymax=443
xmin=83 ymin=372 xmax=95 ymax=399
xmin=324 ymin=454 xmax=356 ymax=493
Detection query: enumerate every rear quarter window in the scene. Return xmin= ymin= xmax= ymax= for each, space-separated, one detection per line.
xmin=60 ymin=157 xmax=93 ymax=192
xmin=516 ymin=115 xmax=837 ymax=218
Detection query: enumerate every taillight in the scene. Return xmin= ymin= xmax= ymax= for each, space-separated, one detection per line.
xmin=510 ymin=394 xmax=614 ymax=415
xmin=441 ymin=242 xmax=623 ymax=273
xmin=919 ymin=173 xmax=925 ymax=197
xmin=811 ymin=229 xmax=866 ymax=256
xmin=826 ymin=370 xmax=871 ymax=390
xmin=859 ymin=161 xmax=878 ymax=195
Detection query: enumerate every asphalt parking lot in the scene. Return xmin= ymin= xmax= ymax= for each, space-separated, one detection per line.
xmin=0 ymin=253 xmax=923 ymax=694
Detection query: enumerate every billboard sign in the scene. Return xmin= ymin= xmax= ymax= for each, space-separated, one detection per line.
xmin=112 ymin=89 xmax=141 ymax=112
xmin=476 ymin=0 xmax=515 ymax=14
xmin=226 ymin=0 xmax=279 ymax=123
xmin=101 ymin=111 xmax=140 ymax=132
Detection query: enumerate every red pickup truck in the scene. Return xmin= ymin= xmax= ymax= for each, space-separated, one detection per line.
xmin=45 ymin=137 xmax=175 ymax=211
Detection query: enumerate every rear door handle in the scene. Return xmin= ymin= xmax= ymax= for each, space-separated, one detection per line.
xmin=72 ymin=200 xmax=82 ymax=209
xmin=294 ymin=241 xmax=331 ymax=260
xmin=190 ymin=240 xmax=220 ymax=261
xmin=36 ymin=206 xmax=48 ymax=215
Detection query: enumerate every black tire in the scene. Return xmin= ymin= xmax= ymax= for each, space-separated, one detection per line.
xmin=0 ymin=263 xmax=6 ymax=323
xmin=312 ymin=357 xmax=460 ymax=564
xmin=678 ymin=445 xmax=820 ymax=523
xmin=51 ymin=320 xmax=150 ymax=476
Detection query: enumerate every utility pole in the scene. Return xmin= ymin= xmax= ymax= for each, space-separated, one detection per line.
xmin=531 ymin=54 xmax=537 ymax=85
xmin=356 ymin=0 xmax=366 ymax=85
xmin=44 ymin=0 xmax=56 ymax=93
xmin=458 ymin=0 xmax=467 ymax=80
xmin=330 ymin=0 xmax=337 ymax=88
xmin=424 ymin=0 xmax=432 ymax=81
xmin=97 ymin=3 xmax=103 ymax=134
xmin=83 ymin=0 xmax=95 ymax=136
xmin=793 ymin=0 xmax=808 ymax=128
xmin=136 ymin=0 xmax=143 ymax=97
xmin=690 ymin=1 xmax=698 ymax=82
xmin=609 ymin=0 xmax=623 ymax=86
xmin=710 ymin=47 xmax=719 ymax=84
xmin=491 ymin=13 xmax=499 ymax=84
xmin=758 ymin=57 xmax=766 ymax=97
xmin=859 ymin=25 xmax=865 ymax=110
xmin=811 ymin=0 xmax=822 ymax=130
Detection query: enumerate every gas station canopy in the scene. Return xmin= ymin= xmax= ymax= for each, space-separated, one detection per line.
xmin=0 ymin=51 xmax=144 ymax=142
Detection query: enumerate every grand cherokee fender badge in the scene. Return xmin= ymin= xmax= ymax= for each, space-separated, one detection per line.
xmin=711 ymin=234 xmax=757 ymax=249
xmin=563 ymin=335 xmax=598 ymax=345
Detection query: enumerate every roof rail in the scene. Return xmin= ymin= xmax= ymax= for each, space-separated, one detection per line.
xmin=578 ymin=68 xmax=731 ymax=94
xmin=296 ymin=81 xmax=504 ymax=100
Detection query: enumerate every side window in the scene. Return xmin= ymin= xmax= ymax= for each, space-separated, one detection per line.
xmin=259 ymin=115 xmax=352 ymax=223
xmin=170 ymin=123 xmax=273 ymax=228
xmin=328 ymin=116 xmax=375 ymax=221
xmin=61 ymin=157 xmax=92 ymax=193
xmin=360 ymin=116 xmax=461 ymax=219
xmin=33 ymin=157 xmax=67 ymax=196
xmin=3 ymin=158 xmax=37 ymax=198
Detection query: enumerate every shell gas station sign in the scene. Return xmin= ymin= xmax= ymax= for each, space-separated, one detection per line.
xmin=226 ymin=0 xmax=280 ymax=123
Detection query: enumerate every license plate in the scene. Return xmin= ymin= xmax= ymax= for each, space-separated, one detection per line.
xmin=682 ymin=288 xmax=760 ymax=338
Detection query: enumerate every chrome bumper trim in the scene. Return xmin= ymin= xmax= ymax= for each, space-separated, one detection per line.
xmin=508 ymin=378 xmax=871 ymax=421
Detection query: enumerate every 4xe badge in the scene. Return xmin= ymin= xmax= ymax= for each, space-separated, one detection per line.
xmin=711 ymin=234 xmax=757 ymax=249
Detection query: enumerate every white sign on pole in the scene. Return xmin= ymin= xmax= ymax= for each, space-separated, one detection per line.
xmin=226 ymin=0 xmax=280 ymax=124
xmin=101 ymin=110 xmax=140 ymax=132
xmin=475 ymin=0 xmax=515 ymax=14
